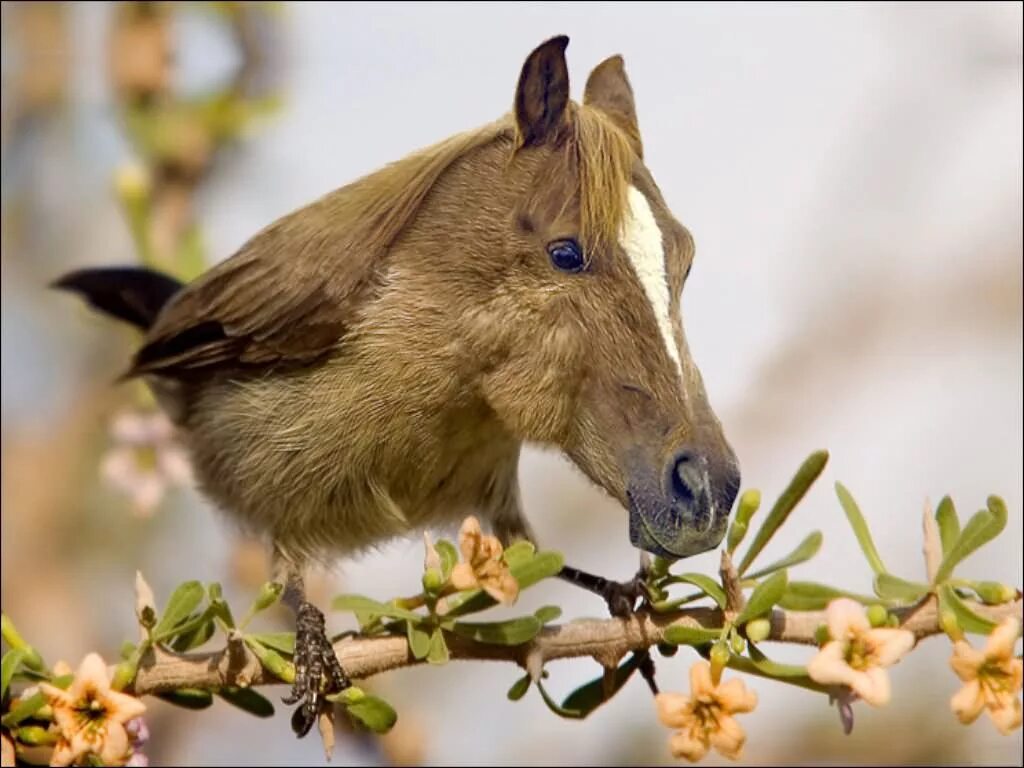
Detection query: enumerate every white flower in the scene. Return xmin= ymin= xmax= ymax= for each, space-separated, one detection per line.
xmin=949 ymin=617 xmax=1022 ymax=735
xmin=39 ymin=653 xmax=146 ymax=767
xmin=655 ymin=661 xmax=758 ymax=762
xmin=807 ymin=598 xmax=915 ymax=706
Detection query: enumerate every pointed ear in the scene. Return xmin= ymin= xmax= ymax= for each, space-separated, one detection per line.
xmin=583 ymin=55 xmax=642 ymax=157
xmin=514 ymin=35 xmax=571 ymax=147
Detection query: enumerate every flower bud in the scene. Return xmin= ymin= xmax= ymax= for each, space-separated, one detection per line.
xmin=422 ymin=568 xmax=445 ymax=594
xmin=973 ymin=581 xmax=1016 ymax=605
xmin=725 ymin=520 xmax=748 ymax=555
xmin=15 ymin=725 xmax=56 ymax=746
xmin=423 ymin=532 xmax=441 ymax=574
xmin=710 ymin=641 xmax=730 ymax=683
xmin=745 ymin=618 xmax=771 ymax=643
xmin=252 ymin=581 xmax=283 ymax=613
xmin=730 ymin=631 xmax=746 ymax=655
xmin=866 ymin=604 xmax=888 ymax=628
xmin=135 ymin=571 xmax=157 ymax=630
xmin=736 ymin=490 xmax=761 ymax=525
xmin=422 ymin=532 xmax=446 ymax=593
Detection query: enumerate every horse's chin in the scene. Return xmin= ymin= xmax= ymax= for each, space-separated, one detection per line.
xmin=626 ymin=488 xmax=728 ymax=560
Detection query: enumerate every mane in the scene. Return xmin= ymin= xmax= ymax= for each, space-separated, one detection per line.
xmin=322 ymin=102 xmax=637 ymax=257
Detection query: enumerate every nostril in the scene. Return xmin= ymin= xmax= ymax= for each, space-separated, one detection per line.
xmin=670 ymin=451 xmax=700 ymax=504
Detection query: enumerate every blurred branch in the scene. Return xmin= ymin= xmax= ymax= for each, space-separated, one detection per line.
xmin=131 ymin=596 xmax=1023 ymax=694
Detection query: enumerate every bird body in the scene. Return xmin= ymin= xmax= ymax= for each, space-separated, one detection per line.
xmin=57 ymin=36 xmax=741 ymax=735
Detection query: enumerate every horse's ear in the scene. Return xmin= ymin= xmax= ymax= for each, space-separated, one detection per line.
xmin=514 ymin=35 xmax=571 ymax=147
xmin=583 ymin=55 xmax=642 ymax=157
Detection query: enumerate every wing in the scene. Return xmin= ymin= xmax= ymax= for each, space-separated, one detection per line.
xmin=130 ymin=200 xmax=376 ymax=378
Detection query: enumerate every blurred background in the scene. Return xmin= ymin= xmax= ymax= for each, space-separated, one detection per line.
xmin=1 ymin=2 xmax=1021 ymax=765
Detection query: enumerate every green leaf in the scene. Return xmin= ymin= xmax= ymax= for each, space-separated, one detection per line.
xmin=502 ymin=540 xmax=536 ymax=569
xmin=507 ymin=674 xmax=532 ymax=701
xmin=1 ymin=691 xmax=46 ymax=727
xmin=451 ymin=616 xmax=542 ymax=646
xmin=14 ymin=724 xmax=57 ymax=746
xmin=332 ymin=595 xmax=422 ymax=622
xmin=345 ymin=695 xmax=398 ymax=734
xmin=0 ymin=615 xmax=44 ymax=671
xmin=535 ymin=680 xmax=585 ymax=720
xmin=725 ymin=651 xmax=827 ymax=694
xmin=153 ymin=581 xmax=205 ymax=641
xmin=666 ymin=573 xmax=727 ymax=609
xmin=156 ymin=688 xmax=214 ymax=710
xmin=939 ymin=585 xmax=998 ymax=635
xmin=217 ymin=686 xmax=275 ymax=718
xmin=935 ymin=497 xmax=960 ymax=556
xmin=561 ymin=656 xmax=640 ymax=717
xmin=663 ymin=625 xmax=721 ymax=646
xmin=738 ymin=451 xmax=828 ymax=575
xmin=745 ymin=531 xmax=823 ymax=580
xmin=426 ymin=629 xmax=450 ymax=665
xmin=436 ymin=540 xmax=458 ymax=581
xmin=835 ymin=483 xmax=888 ymax=575
xmin=246 ymin=632 xmax=294 ymax=655
xmin=2 ymin=649 xmax=26 ymax=700
xmin=727 ymin=490 xmax=761 ymax=554
xmin=737 ymin=570 xmax=788 ymax=625
xmin=246 ymin=582 xmax=284 ymax=617
xmin=244 ymin=638 xmax=295 ymax=683
xmin=778 ymin=581 xmax=878 ymax=611
xmin=111 ymin=643 xmax=147 ymax=692
xmin=170 ymin=613 xmax=216 ymax=652
xmin=3 ymin=678 xmax=69 ymax=727
xmin=512 ymin=551 xmax=565 ymax=589
xmin=935 ymin=496 xmax=1008 ymax=583
xmin=873 ymin=573 xmax=930 ymax=603
xmin=746 ymin=645 xmax=820 ymax=680
xmin=406 ymin=622 xmax=431 ymax=660
xmin=209 ymin=597 xmax=235 ymax=630
xmin=446 ymin=551 xmax=564 ymax=618
xmin=534 ymin=605 xmax=562 ymax=625
xmin=651 ymin=592 xmax=707 ymax=613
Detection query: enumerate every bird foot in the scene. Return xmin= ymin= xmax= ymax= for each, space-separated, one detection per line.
xmin=281 ymin=601 xmax=349 ymax=738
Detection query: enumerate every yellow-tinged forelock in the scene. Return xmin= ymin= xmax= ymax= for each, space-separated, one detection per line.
xmin=571 ymin=103 xmax=637 ymax=255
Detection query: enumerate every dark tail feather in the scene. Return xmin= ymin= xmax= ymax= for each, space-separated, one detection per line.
xmin=52 ymin=267 xmax=183 ymax=331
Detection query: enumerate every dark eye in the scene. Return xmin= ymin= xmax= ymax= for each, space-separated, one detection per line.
xmin=547 ymin=239 xmax=585 ymax=273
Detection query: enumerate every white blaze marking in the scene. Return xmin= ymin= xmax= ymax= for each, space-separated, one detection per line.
xmin=619 ymin=185 xmax=682 ymax=381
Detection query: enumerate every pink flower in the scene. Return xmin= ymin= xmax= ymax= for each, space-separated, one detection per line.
xmin=949 ymin=616 xmax=1022 ymax=735
xmin=101 ymin=410 xmax=192 ymax=517
xmin=39 ymin=653 xmax=146 ymax=767
xmin=807 ymin=598 xmax=915 ymax=707
xmin=655 ymin=661 xmax=758 ymax=762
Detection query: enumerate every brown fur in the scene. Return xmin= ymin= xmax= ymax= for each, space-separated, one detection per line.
xmin=123 ymin=37 xmax=737 ymax=564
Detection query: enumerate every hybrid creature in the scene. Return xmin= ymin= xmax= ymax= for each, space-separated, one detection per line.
xmin=56 ymin=36 xmax=741 ymax=735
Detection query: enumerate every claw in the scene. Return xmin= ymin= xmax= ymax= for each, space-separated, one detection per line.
xmin=284 ymin=601 xmax=349 ymax=738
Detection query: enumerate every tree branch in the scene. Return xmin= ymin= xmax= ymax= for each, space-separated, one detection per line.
xmin=131 ymin=596 xmax=1023 ymax=695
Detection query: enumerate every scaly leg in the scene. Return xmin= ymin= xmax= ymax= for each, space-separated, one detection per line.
xmin=495 ymin=508 xmax=659 ymax=691
xmin=557 ymin=561 xmax=651 ymax=618
xmin=274 ymin=551 xmax=349 ymax=738
xmin=494 ymin=508 xmax=653 ymax=617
